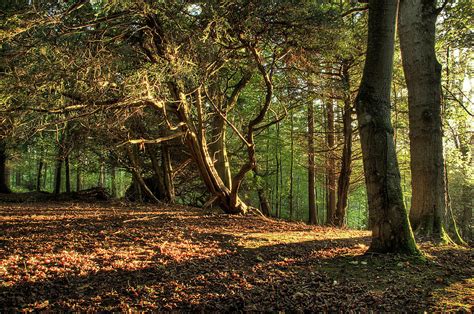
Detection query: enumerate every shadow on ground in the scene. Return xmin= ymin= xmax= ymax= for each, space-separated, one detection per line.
xmin=0 ymin=202 xmax=472 ymax=311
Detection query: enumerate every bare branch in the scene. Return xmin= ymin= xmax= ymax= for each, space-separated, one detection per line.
xmin=341 ymin=6 xmax=369 ymax=18
xmin=118 ymin=132 xmax=185 ymax=147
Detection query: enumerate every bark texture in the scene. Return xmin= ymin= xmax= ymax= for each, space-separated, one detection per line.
xmin=161 ymin=142 xmax=175 ymax=202
xmin=398 ymin=0 xmax=446 ymax=238
xmin=355 ymin=0 xmax=418 ymax=254
xmin=0 ymin=141 xmax=11 ymax=193
xmin=326 ymin=101 xmax=337 ymax=225
xmin=335 ymin=64 xmax=353 ymax=227
xmin=308 ymin=101 xmax=318 ymax=225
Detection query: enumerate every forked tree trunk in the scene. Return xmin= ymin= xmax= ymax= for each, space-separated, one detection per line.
xmin=184 ymin=87 xmax=248 ymax=214
xmin=0 ymin=141 xmax=11 ymax=193
xmin=144 ymin=13 xmax=254 ymax=214
xmin=308 ymin=101 xmax=318 ymax=225
xmin=398 ymin=0 xmax=451 ymax=240
xmin=355 ymin=0 xmax=419 ymax=254
xmin=209 ymin=117 xmax=232 ymax=190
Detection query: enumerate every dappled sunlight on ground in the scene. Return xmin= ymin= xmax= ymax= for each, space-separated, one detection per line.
xmin=0 ymin=202 xmax=472 ymax=311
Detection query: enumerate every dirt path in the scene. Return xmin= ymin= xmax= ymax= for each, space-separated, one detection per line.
xmin=0 ymin=202 xmax=472 ymax=311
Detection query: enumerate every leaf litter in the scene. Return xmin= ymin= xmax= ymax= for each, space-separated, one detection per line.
xmin=0 ymin=202 xmax=472 ymax=311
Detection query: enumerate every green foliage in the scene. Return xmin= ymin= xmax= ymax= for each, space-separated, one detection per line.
xmin=0 ymin=0 xmax=471 ymax=236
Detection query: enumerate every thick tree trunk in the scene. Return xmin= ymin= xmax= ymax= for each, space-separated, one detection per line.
xmin=53 ymin=159 xmax=62 ymax=195
xmin=167 ymin=82 xmax=248 ymax=214
xmin=398 ymin=0 xmax=448 ymax=240
xmin=355 ymin=0 xmax=419 ymax=254
xmin=146 ymin=143 xmax=167 ymax=200
xmin=335 ymin=70 xmax=353 ymax=227
xmin=0 ymin=141 xmax=11 ymax=193
xmin=308 ymin=101 xmax=318 ymax=225
xmin=326 ymin=101 xmax=337 ymax=225
xmin=145 ymin=14 xmax=254 ymax=214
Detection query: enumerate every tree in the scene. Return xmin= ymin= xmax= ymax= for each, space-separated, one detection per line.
xmin=355 ymin=0 xmax=419 ymax=254
xmin=325 ymin=100 xmax=337 ymax=225
xmin=335 ymin=59 xmax=354 ymax=227
xmin=398 ymin=0 xmax=459 ymax=242
xmin=0 ymin=140 xmax=11 ymax=193
xmin=308 ymin=101 xmax=318 ymax=225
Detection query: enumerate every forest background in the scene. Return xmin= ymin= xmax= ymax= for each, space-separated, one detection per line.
xmin=0 ymin=0 xmax=472 ymax=241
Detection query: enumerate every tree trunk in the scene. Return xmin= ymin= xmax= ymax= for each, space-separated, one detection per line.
xmin=65 ymin=155 xmax=71 ymax=193
xmin=126 ymin=145 xmax=160 ymax=203
xmin=461 ymin=183 xmax=473 ymax=240
xmin=398 ymin=0 xmax=449 ymax=240
xmin=98 ymin=161 xmax=105 ymax=188
xmin=15 ymin=170 xmax=21 ymax=188
xmin=111 ymin=165 xmax=117 ymax=198
xmin=209 ymin=117 xmax=232 ymax=190
xmin=146 ymin=143 xmax=167 ymax=200
xmin=326 ymin=101 xmax=337 ymax=225
xmin=168 ymin=83 xmax=248 ymax=214
xmin=42 ymin=162 xmax=47 ymax=191
xmin=36 ymin=160 xmax=44 ymax=192
xmin=355 ymin=0 xmax=419 ymax=254
xmin=145 ymin=16 xmax=254 ymax=214
xmin=459 ymin=134 xmax=473 ymax=240
xmin=335 ymin=67 xmax=353 ymax=227
xmin=0 ymin=141 xmax=11 ymax=193
xmin=257 ymin=185 xmax=271 ymax=217
xmin=161 ymin=142 xmax=175 ymax=203
xmin=275 ymin=122 xmax=281 ymax=218
xmin=53 ymin=159 xmax=62 ymax=195
xmin=308 ymin=101 xmax=318 ymax=225
xmin=289 ymin=110 xmax=295 ymax=219
xmin=76 ymin=164 xmax=82 ymax=191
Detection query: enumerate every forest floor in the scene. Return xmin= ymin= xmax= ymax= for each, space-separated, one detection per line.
xmin=0 ymin=201 xmax=472 ymax=312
